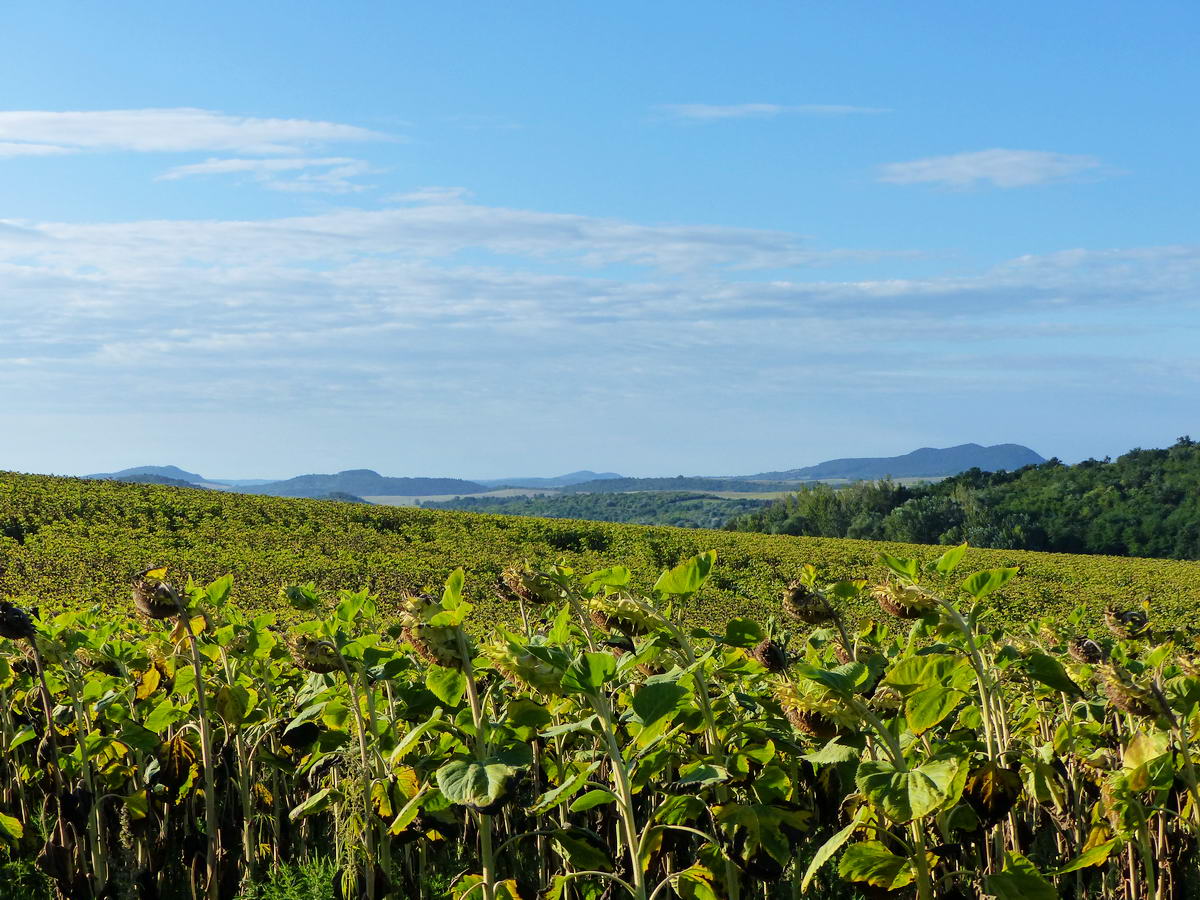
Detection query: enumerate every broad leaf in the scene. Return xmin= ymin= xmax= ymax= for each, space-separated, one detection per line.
xmin=426 ymin=664 xmax=467 ymax=706
xmin=562 ymin=652 xmax=616 ymax=694
xmin=838 ymin=841 xmax=915 ymax=890
xmin=961 ymin=567 xmax=1018 ymax=599
xmin=653 ymin=550 xmax=717 ymax=597
xmin=857 ymin=758 xmax=965 ymax=822
xmin=436 ymin=757 xmax=516 ymax=810
xmin=632 ymin=680 xmax=688 ymax=726
xmin=985 ymin=852 xmax=1057 ymax=900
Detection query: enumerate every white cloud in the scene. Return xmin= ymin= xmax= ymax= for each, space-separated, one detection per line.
xmin=659 ymin=103 xmax=888 ymax=120
xmin=0 ymin=200 xmax=1195 ymax=422
xmin=879 ymin=149 xmax=1105 ymax=188
xmin=0 ymin=140 xmax=76 ymax=157
xmin=0 ymin=108 xmax=388 ymax=156
xmin=390 ymin=186 xmax=474 ymax=204
xmin=157 ymin=156 xmax=377 ymax=193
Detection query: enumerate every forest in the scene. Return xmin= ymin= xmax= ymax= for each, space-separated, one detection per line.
xmin=421 ymin=491 xmax=769 ymax=529
xmin=725 ymin=438 xmax=1200 ymax=560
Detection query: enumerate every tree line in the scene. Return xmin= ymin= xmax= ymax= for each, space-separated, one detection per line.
xmin=724 ymin=437 xmax=1200 ymax=560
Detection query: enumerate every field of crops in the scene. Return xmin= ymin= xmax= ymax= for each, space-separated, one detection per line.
xmin=0 ymin=543 xmax=1198 ymax=899
xmin=3 ymin=473 xmax=1200 ymax=637
xmin=3 ymin=473 xmax=1200 ymax=899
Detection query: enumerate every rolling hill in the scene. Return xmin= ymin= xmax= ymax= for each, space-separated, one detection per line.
xmin=240 ymin=469 xmax=488 ymax=499
xmin=745 ymin=443 xmax=1045 ymax=481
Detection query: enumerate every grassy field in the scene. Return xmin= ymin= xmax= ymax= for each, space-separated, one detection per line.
xmin=2 ymin=470 xmax=1198 ymax=635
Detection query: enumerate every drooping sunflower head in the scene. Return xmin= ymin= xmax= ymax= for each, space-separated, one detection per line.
xmin=499 ymin=564 xmax=561 ymax=605
xmin=132 ymin=567 xmax=181 ymax=620
xmin=782 ymin=581 xmax=835 ymax=625
xmin=587 ymin=593 xmax=656 ymax=637
xmin=872 ymin=582 xmax=935 ymax=620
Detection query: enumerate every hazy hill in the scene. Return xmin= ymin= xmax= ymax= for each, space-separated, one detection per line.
xmin=477 ymin=470 xmax=624 ymax=489
xmin=747 ymin=443 xmax=1045 ymax=481
xmin=561 ymin=476 xmax=800 ymax=494
xmin=241 ymin=469 xmax=487 ymax=499
xmin=87 ymin=464 xmax=207 ymax=483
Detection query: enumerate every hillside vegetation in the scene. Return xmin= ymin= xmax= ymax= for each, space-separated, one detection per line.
xmin=746 ymin=441 xmax=1044 ymax=480
xmin=727 ymin=437 xmax=1200 ymax=560
xmin=2 ymin=472 xmax=1198 ymax=635
xmin=422 ymin=490 xmax=768 ymax=529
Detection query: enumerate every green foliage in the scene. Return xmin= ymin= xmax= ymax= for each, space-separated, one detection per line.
xmin=3 ymin=471 xmax=1200 ymax=640
xmin=423 ymin=490 xmax=769 ymax=528
xmin=0 ymin=539 xmax=1198 ymax=899
xmin=726 ymin=436 xmax=1200 ymax=560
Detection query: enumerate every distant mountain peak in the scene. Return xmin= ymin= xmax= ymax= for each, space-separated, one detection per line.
xmin=86 ymin=464 xmax=207 ymax=483
xmin=747 ymin=443 xmax=1045 ymax=482
xmin=476 ymin=470 xmax=625 ymax=489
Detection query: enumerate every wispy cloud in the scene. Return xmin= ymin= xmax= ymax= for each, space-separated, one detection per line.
xmin=0 ymin=108 xmax=388 ymax=156
xmin=879 ymin=149 xmax=1106 ymax=188
xmin=658 ymin=103 xmax=888 ymax=121
xmin=0 ymin=140 xmax=78 ymax=158
xmin=1 ymin=199 xmax=1195 ymax=424
xmin=389 ymin=186 xmax=474 ymax=204
xmin=157 ymin=157 xmax=378 ymax=193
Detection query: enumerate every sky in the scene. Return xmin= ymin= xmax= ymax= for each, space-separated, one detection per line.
xmin=1 ymin=1 xmax=1197 ymax=479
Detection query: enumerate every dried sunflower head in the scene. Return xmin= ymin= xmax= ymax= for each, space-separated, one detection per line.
xmin=773 ymin=679 xmax=846 ymax=739
xmin=587 ymin=593 xmax=655 ymax=637
xmin=481 ymin=635 xmax=568 ymax=695
xmin=1100 ymin=665 xmax=1171 ymax=721
xmin=396 ymin=590 xmax=471 ymax=670
xmin=752 ymin=638 xmax=788 ymax=674
xmin=0 ymin=600 xmax=36 ymax=641
xmin=499 ymin=565 xmax=560 ymax=605
xmin=1105 ymin=605 xmax=1150 ymax=640
xmin=132 ymin=568 xmax=181 ymax=620
xmin=286 ymin=634 xmax=341 ymax=674
xmin=872 ymin=583 xmax=935 ymax=620
xmin=782 ymin=582 xmax=835 ymax=625
xmin=1067 ymin=636 xmax=1106 ymax=665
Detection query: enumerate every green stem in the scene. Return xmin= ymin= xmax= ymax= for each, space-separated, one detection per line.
xmin=457 ymin=629 xmax=496 ymax=900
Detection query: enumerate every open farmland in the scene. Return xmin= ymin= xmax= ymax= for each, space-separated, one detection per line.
xmin=3 ymin=472 xmax=1198 ymax=636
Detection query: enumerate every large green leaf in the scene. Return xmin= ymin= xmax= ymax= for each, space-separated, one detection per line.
xmin=904 ymin=684 xmax=966 ymax=735
xmin=436 ymin=757 xmax=516 ymax=810
xmin=857 ymin=757 xmax=965 ymax=822
xmin=289 ymin=787 xmax=340 ymax=820
xmin=0 ymin=811 xmax=23 ymax=844
xmin=884 ymin=653 xmax=975 ymax=695
xmin=984 ymin=852 xmax=1058 ymax=900
xmin=961 ymin=567 xmax=1018 ymax=599
xmin=670 ymin=865 xmax=720 ymax=900
xmin=632 ymin=680 xmax=688 ymax=726
xmin=562 ymin=652 xmax=616 ymax=694
xmin=215 ymin=684 xmax=254 ymax=727
xmin=933 ymin=543 xmax=968 ymax=575
xmin=653 ymin=550 xmax=717 ymax=596
xmin=1055 ymin=838 xmax=1118 ymax=875
xmin=426 ymin=664 xmax=467 ymax=706
xmin=879 ymin=552 xmax=919 ymax=580
xmin=837 ymin=841 xmax=915 ymax=890
xmin=801 ymin=814 xmax=861 ymax=890
xmin=1022 ymin=652 xmax=1083 ymax=697
xmin=552 ymin=827 xmax=614 ymax=872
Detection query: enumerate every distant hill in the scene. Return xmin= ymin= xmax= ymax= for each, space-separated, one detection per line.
xmin=746 ymin=443 xmax=1045 ymax=481
xmin=477 ymin=470 xmax=624 ymax=489
xmin=87 ymin=465 xmax=207 ymax=483
xmin=241 ymin=469 xmax=487 ymax=499
xmin=560 ymin=476 xmax=801 ymax=494
xmin=109 ymin=473 xmax=208 ymax=489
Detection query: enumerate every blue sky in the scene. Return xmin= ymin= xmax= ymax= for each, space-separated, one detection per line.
xmin=1 ymin=1 xmax=1197 ymax=479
